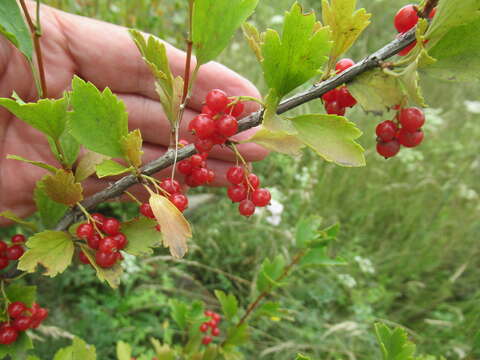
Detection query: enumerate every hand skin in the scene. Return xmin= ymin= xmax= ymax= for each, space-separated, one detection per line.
xmin=0 ymin=1 xmax=268 ymax=226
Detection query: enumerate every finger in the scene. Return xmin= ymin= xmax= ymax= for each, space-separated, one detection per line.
xmin=119 ymin=93 xmax=268 ymax=162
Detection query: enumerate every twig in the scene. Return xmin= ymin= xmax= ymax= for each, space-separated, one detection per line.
xmin=19 ymin=0 xmax=48 ymax=98
xmin=55 ymin=28 xmax=417 ymax=231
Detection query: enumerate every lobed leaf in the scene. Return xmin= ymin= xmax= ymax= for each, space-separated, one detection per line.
xmin=257 ymin=255 xmax=286 ymax=293
xmin=5 ymin=284 xmax=36 ymax=307
xmin=80 ymin=245 xmax=123 ymax=288
xmin=214 ymin=290 xmax=239 ymax=321
xmin=18 ymin=231 xmax=75 ymax=277
xmin=53 ymin=337 xmax=96 ymax=360
xmin=122 ymin=217 xmax=161 ymax=256
xmin=34 ymin=181 xmax=69 ymax=229
xmin=116 ymin=341 xmax=132 ymax=360
xmin=41 ymin=170 xmax=83 ymax=206
xmin=0 ymin=0 xmax=33 ymax=60
xmin=75 ymin=151 xmax=110 ymax=182
xmin=375 ymin=323 xmax=416 ymax=360
xmin=122 ymin=129 xmax=144 ymax=168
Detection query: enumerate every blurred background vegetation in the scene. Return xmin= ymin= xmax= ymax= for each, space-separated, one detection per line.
xmin=2 ymin=0 xmax=479 ymax=358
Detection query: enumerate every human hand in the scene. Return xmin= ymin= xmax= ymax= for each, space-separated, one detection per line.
xmin=0 ymin=1 xmax=267 ymax=225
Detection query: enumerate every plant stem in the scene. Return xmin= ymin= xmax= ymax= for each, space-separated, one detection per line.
xmin=20 ymin=0 xmax=48 ymax=98
xmin=55 ymin=27 xmax=417 ymax=231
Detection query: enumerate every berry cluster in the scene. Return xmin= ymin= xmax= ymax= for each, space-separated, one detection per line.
xmin=394 ymin=4 xmax=437 ymax=56
xmin=321 ymin=59 xmax=358 ymax=116
xmin=0 ymin=302 xmax=48 ymax=345
xmin=0 ymin=234 xmax=26 ymax=270
xmin=200 ymin=310 xmax=222 ymax=345
xmin=177 ymin=153 xmax=215 ymax=190
xmin=376 ymin=106 xmax=425 ymax=159
xmin=76 ymin=214 xmax=127 ymax=268
xmin=226 ymin=165 xmax=271 ymax=217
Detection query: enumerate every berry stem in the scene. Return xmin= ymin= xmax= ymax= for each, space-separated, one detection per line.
xmin=124 ymin=191 xmax=142 ymax=205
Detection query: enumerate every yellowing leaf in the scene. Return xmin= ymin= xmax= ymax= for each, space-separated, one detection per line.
xmin=75 ymin=151 xmax=110 ymax=182
xmin=322 ymin=0 xmax=371 ymax=62
xmin=122 ymin=129 xmax=144 ymax=168
xmin=122 ymin=217 xmax=161 ymax=256
xmin=242 ymin=22 xmax=264 ymax=62
xmin=42 ymin=170 xmax=83 ymax=206
xmin=80 ymin=244 xmax=123 ymax=288
xmin=292 ymin=114 xmax=365 ymax=167
xmin=18 ymin=231 xmax=74 ymax=277
xmin=149 ymin=193 xmax=192 ymax=259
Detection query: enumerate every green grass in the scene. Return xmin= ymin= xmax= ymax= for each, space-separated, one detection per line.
xmin=4 ymin=0 xmax=480 ymax=358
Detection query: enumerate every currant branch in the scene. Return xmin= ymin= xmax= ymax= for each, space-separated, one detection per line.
xmin=55 ymin=27 xmax=417 ymax=231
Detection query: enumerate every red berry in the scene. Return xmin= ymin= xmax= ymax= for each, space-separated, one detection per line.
xmin=335 ymin=58 xmax=355 ymax=73
xmin=207 ymin=319 xmax=218 ymax=328
xmin=212 ymin=313 xmax=221 ymax=322
xmin=204 ymin=310 xmax=214 ymax=317
xmin=206 ymin=89 xmax=229 ymax=113
xmin=0 ymin=241 xmax=7 ymax=252
xmin=95 ymin=251 xmax=117 ymax=268
xmin=113 ymin=233 xmax=128 ymax=250
xmin=170 ymin=194 xmax=189 ymax=212
xmin=227 ymin=185 xmax=247 ymax=203
xmin=398 ymin=40 xmax=417 ymax=56
xmin=177 ymin=160 xmax=193 ymax=175
xmin=0 ymin=326 xmax=18 ymax=345
xmin=185 ymin=175 xmax=200 ymax=188
xmin=202 ymin=335 xmax=213 ymax=345
xmin=76 ymin=223 xmax=94 ymax=240
xmin=322 ymin=89 xmax=339 ymax=103
xmin=79 ymin=251 xmax=90 ymax=264
xmin=336 ymin=87 xmax=357 ymax=108
xmin=376 ymin=120 xmax=398 ymax=142
xmin=201 ymin=105 xmax=216 ymax=116
xmin=28 ymin=303 xmax=41 ymax=317
xmin=397 ymin=129 xmax=424 ymax=148
xmin=102 ymin=218 xmax=121 ymax=236
xmin=252 ymin=188 xmax=271 ymax=207
xmin=87 ymin=233 xmax=101 ymax=250
xmin=200 ymin=323 xmax=209 ymax=332
xmin=6 ymin=245 xmax=24 ymax=260
xmin=12 ymin=316 xmax=32 ymax=332
xmin=116 ymin=251 xmax=124 ymax=261
xmin=228 ymin=101 xmax=244 ymax=117
xmin=226 ymin=166 xmax=245 ymax=185
xmin=190 ymin=154 xmax=204 ymax=168
xmin=239 ymin=200 xmax=256 ymax=217
xmin=34 ymin=307 xmax=48 ymax=322
xmin=244 ymin=173 xmax=260 ymax=190
xmin=399 ymin=107 xmax=425 ymax=132
xmin=11 ymin=234 xmax=25 ymax=244
xmin=0 ymin=257 xmax=9 ymax=270
xmin=210 ymin=132 xmax=226 ymax=145
xmin=8 ymin=302 xmax=26 ymax=318
xmin=160 ymin=178 xmax=181 ymax=195
xmin=207 ymin=170 xmax=215 ymax=184
xmin=99 ymin=236 xmax=118 ymax=253
xmin=140 ymin=203 xmax=155 ymax=219
xmin=194 ymin=138 xmax=214 ymax=153
xmin=394 ymin=5 xmax=419 ymax=33
xmin=376 ymin=139 xmax=401 ymax=158
xmin=216 ymin=114 xmax=238 ymax=138
xmin=91 ymin=213 xmax=106 ymax=227
xmin=325 ymin=101 xmax=346 ymax=116
xmin=189 ymin=114 xmax=216 ymax=139
xmin=211 ymin=327 xmax=220 ymax=337
xmin=429 ymin=7 xmax=437 ymax=19
xmin=155 ymin=224 xmax=161 ymax=232
xmin=192 ymin=168 xmax=209 ymax=184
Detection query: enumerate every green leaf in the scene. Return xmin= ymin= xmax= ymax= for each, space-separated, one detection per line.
xmin=257 ymin=255 xmax=286 ymax=293
xmin=300 ymin=247 xmax=346 ymax=267
xmin=348 ymin=69 xmax=404 ymax=114
xmin=0 ymin=332 xmax=33 ymax=359
xmin=53 ymin=337 xmax=96 ymax=360
xmin=193 ymin=0 xmax=259 ymax=65
xmin=70 ymin=76 xmax=129 ymax=158
xmin=295 ymin=355 xmax=312 ymax=360
xmin=214 ymin=290 xmax=238 ymax=321
xmin=0 ymin=0 xmax=33 ymax=60
xmin=116 ymin=341 xmax=132 ymax=360
xmin=170 ymin=299 xmax=189 ymax=330
xmin=425 ymin=0 xmax=480 ymax=46
xmin=296 ymin=216 xmax=322 ymax=248
xmin=95 ymin=160 xmax=132 ymax=178
xmin=5 ymin=284 xmax=36 ymax=307
xmin=6 ymin=154 xmax=57 ymax=173
xmin=75 ymin=151 xmax=110 ymax=182
xmin=424 ymin=18 xmax=480 ymax=82
xmin=122 ymin=217 xmax=161 ymax=256
xmin=79 ymin=245 xmax=123 ymax=288
xmin=0 ymin=210 xmax=37 ymax=231
xmin=18 ymin=231 xmax=74 ymax=277
xmin=322 ymin=0 xmax=371 ymax=61
xmin=41 ymin=170 xmax=83 ymax=206
xmin=291 ymin=114 xmax=365 ymax=167
xmin=0 ymin=96 xmax=68 ymax=140
xmin=122 ymin=129 xmax=144 ymax=168
xmin=129 ymin=30 xmax=183 ymax=127
xmin=224 ymin=323 xmax=249 ymax=347
xmin=375 ymin=323 xmax=416 ymax=360
xmin=34 ymin=181 xmax=68 ymax=229
xmin=261 ymin=2 xmax=331 ymax=97
xmin=254 ymin=301 xmax=283 ymax=319
xmin=48 ymin=130 xmax=81 ymax=168
xmin=150 ymin=339 xmax=175 ymax=360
